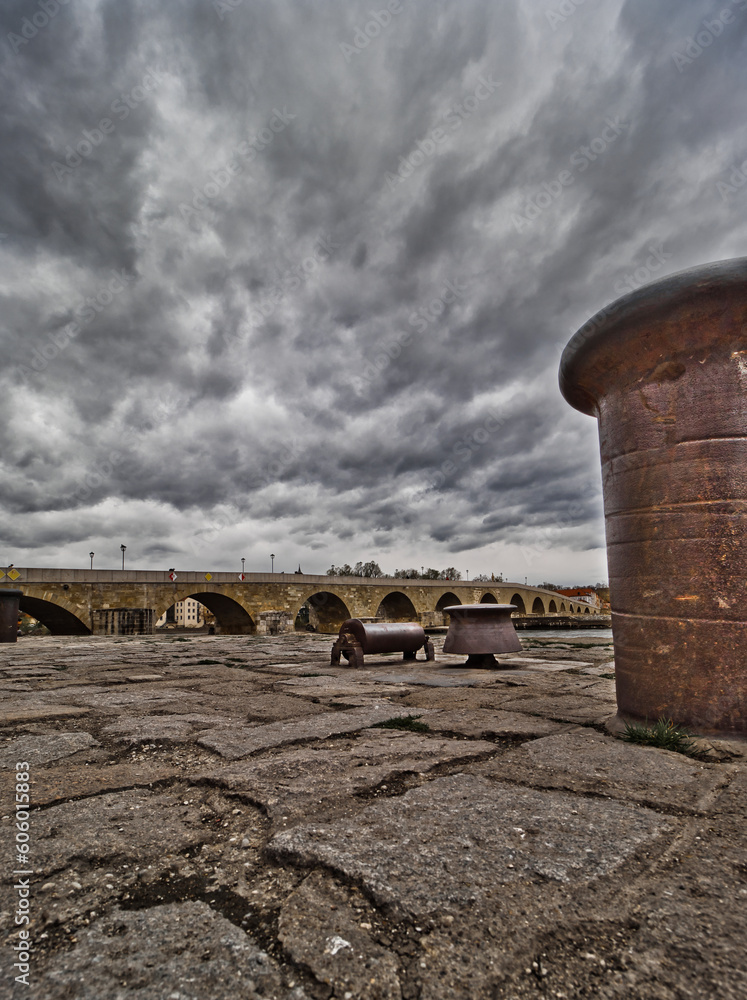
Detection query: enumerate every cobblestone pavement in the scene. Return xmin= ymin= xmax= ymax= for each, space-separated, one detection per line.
xmin=0 ymin=632 xmax=744 ymax=999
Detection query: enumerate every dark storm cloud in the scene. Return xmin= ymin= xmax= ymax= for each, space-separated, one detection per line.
xmin=1 ymin=0 xmax=745 ymax=577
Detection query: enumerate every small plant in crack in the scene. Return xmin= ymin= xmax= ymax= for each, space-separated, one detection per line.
xmin=372 ymin=715 xmax=430 ymax=733
xmin=619 ymin=716 xmax=708 ymax=758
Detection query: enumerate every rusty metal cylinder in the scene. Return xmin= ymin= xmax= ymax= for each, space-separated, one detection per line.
xmin=442 ymin=604 xmax=522 ymax=657
xmin=0 ymin=589 xmax=22 ymax=643
xmin=342 ymin=619 xmax=426 ymax=654
xmin=559 ymin=257 xmax=747 ymax=736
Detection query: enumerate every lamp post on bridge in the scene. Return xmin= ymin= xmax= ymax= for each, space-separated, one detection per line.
xmin=89 ymin=551 xmax=94 ymax=570
xmin=241 ymin=557 xmax=245 ymax=577
xmin=270 ymin=553 xmax=275 ymax=573
xmin=120 ymin=544 xmax=126 ymax=571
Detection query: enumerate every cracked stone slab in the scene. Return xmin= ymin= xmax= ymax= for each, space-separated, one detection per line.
xmin=32 ymin=901 xmax=304 ymax=1000
xmin=101 ymin=713 xmax=234 ymax=743
xmin=0 ymin=732 xmax=99 ymax=768
xmin=0 ymin=789 xmax=210 ymax=873
xmin=27 ymin=760 xmax=180 ymax=807
xmin=279 ymin=871 xmax=402 ymax=999
xmin=495 ymin=693 xmax=617 ymax=724
xmin=423 ymin=708 xmax=568 ymax=740
xmin=269 ymin=775 xmax=672 ymax=919
xmin=199 ymin=730 xmax=497 ymax=821
xmin=197 ymin=704 xmax=406 ymax=760
xmin=278 ymin=675 xmax=410 ymax=697
xmin=468 ymin=730 xmax=729 ymax=812
xmin=0 ymin=705 xmax=90 ymax=724
xmin=369 ymin=669 xmax=497 ymax=688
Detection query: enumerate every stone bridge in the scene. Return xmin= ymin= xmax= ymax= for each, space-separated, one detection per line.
xmin=0 ymin=568 xmax=602 ymax=635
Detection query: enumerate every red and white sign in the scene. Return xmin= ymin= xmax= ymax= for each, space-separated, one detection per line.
xmin=169 ymin=571 xmax=177 ymax=581
xmin=238 ymin=573 xmax=245 ymax=581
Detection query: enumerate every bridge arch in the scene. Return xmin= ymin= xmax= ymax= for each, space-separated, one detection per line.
xmin=297 ymin=591 xmax=352 ymax=634
xmin=375 ymin=591 xmax=417 ymax=622
xmin=584 ymin=605 xmax=591 ymax=613
xmin=18 ymin=595 xmax=91 ymax=635
xmin=158 ymin=592 xmax=255 ymax=634
xmin=435 ymin=591 xmax=461 ymax=613
xmin=509 ymin=593 xmax=526 ymax=615
xmin=532 ymin=597 xmax=545 ymax=614
xmin=480 ymin=592 xmax=498 ymax=603
xmin=548 ymin=599 xmax=557 ymax=613
xmin=560 ymin=602 xmax=566 ymax=612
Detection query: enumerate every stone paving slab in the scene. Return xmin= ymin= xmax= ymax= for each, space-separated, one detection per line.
xmin=0 ymin=705 xmax=90 ymax=725
xmin=197 ymin=704 xmax=406 ymax=760
xmin=269 ymin=774 xmax=673 ymax=919
xmin=468 ymin=730 xmax=730 ymax=812
xmin=31 ymin=901 xmax=305 ymax=1000
xmin=100 ymin=713 xmax=236 ymax=743
xmin=423 ymin=708 xmax=569 ymax=740
xmin=0 ymin=789 xmax=210 ymax=874
xmin=26 ymin=759 xmax=181 ymax=807
xmin=279 ymin=871 xmax=402 ymax=999
xmin=277 ymin=675 xmax=412 ymax=697
xmin=496 ymin=692 xmax=617 ymax=724
xmin=199 ymin=730 xmax=497 ymax=822
xmin=0 ymin=732 xmax=99 ymax=768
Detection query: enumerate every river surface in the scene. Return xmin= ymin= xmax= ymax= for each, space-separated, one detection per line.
xmin=520 ymin=628 xmax=613 ymax=642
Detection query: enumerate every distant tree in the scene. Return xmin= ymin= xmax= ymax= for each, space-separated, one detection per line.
xmin=353 ymin=560 xmax=384 ymax=578
xmin=471 ymin=573 xmax=490 ymax=582
xmin=539 ymin=582 xmax=561 ymax=592
xmin=420 ymin=568 xmax=441 ymax=579
xmin=439 ymin=567 xmax=462 ymax=580
xmin=394 ymin=568 xmax=420 ymax=579
xmin=327 ymin=561 xmax=384 ymax=577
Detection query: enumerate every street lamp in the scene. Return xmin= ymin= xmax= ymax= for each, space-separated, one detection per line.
xmin=120 ymin=544 xmax=126 ymax=571
xmin=241 ymin=557 xmax=245 ymax=576
xmin=89 ymin=551 xmax=94 ymax=570
xmin=270 ymin=553 xmax=275 ymax=573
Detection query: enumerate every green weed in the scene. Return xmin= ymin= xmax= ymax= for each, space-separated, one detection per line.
xmin=619 ymin=716 xmax=704 ymax=758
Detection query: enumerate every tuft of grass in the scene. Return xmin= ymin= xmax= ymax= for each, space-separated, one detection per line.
xmin=619 ymin=716 xmax=704 ymax=758
xmin=373 ymin=715 xmax=430 ymax=733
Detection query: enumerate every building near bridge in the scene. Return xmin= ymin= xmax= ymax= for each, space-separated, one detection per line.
xmin=155 ymin=598 xmax=207 ymax=628
xmin=556 ymin=588 xmax=602 ymax=609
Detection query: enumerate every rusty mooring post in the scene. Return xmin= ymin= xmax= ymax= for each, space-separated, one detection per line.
xmin=0 ymin=589 xmax=22 ymax=643
xmin=560 ymin=257 xmax=747 ymax=737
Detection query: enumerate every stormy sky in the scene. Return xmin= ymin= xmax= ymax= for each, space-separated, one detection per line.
xmin=1 ymin=0 xmax=746 ymax=582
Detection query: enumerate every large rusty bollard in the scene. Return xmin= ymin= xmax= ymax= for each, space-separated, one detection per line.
xmin=442 ymin=604 xmax=521 ymax=668
xmin=0 ymin=589 xmax=23 ymax=643
xmin=560 ymin=257 xmax=747 ymax=736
